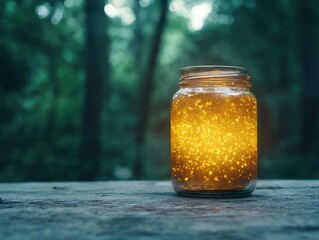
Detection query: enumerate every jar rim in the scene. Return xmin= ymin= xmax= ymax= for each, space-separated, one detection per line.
xmin=180 ymin=65 xmax=247 ymax=76
xmin=179 ymin=65 xmax=251 ymax=87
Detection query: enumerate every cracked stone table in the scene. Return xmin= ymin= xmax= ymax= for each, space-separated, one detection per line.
xmin=1 ymin=180 xmax=319 ymax=240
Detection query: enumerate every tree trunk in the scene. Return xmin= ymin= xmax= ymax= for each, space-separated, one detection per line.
xmin=298 ymin=1 xmax=319 ymax=153
xmin=134 ymin=0 xmax=142 ymax=67
xmin=80 ymin=0 xmax=110 ymax=180
xmin=45 ymin=58 xmax=60 ymax=139
xmin=278 ymin=49 xmax=288 ymax=141
xmin=133 ymin=0 xmax=169 ymax=179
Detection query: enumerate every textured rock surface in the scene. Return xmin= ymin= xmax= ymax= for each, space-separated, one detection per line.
xmin=0 ymin=180 xmax=319 ymax=240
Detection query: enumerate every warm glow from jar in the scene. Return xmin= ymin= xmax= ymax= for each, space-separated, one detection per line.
xmin=171 ymin=86 xmax=257 ymax=191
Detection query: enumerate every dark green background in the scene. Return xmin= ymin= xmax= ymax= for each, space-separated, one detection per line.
xmin=1 ymin=0 xmax=318 ymax=181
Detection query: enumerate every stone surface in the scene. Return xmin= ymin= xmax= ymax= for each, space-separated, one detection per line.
xmin=0 ymin=180 xmax=319 ymax=240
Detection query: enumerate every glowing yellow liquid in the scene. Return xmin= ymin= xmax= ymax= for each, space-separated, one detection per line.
xmin=171 ymin=87 xmax=257 ymax=191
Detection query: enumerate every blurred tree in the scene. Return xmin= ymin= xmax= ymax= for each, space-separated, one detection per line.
xmin=133 ymin=0 xmax=142 ymax=68
xmin=298 ymin=0 xmax=319 ymax=153
xmin=80 ymin=0 xmax=110 ymax=180
xmin=134 ymin=0 xmax=169 ymax=178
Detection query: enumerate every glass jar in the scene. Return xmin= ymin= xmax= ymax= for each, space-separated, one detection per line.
xmin=170 ymin=66 xmax=257 ymax=197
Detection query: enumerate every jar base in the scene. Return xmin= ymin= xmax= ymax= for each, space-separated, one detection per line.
xmin=173 ymin=180 xmax=256 ymax=198
xmin=175 ymin=189 xmax=253 ymax=198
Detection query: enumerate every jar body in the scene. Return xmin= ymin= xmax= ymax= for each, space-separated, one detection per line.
xmin=171 ymin=76 xmax=257 ymax=197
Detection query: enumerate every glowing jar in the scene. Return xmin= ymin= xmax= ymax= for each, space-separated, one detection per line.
xmin=171 ymin=66 xmax=257 ymax=197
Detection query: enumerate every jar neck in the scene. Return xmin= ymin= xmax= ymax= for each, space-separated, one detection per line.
xmin=179 ymin=65 xmax=251 ymax=89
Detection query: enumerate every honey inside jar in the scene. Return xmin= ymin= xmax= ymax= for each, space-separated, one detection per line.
xmin=170 ymin=66 xmax=257 ymax=197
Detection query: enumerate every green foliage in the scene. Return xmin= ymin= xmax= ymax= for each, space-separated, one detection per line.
xmin=0 ymin=0 xmax=84 ymax=181
xmin=0 ymin=0 xmax=318 ymax=181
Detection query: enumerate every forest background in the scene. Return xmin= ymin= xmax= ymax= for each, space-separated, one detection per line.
xmin=1 ymin=0 xmax=319 ymax=181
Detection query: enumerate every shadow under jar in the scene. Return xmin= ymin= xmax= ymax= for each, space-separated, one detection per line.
xmin=170 ymin=66 xmax=257 ymax=197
